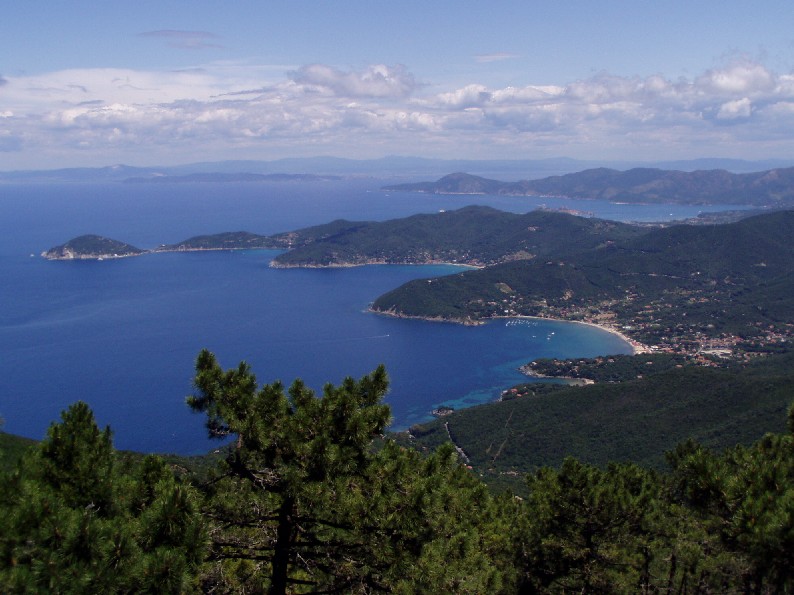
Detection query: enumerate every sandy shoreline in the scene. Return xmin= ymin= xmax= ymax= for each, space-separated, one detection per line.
xmin=273 ymin=260 xmax=482 ymax=269
xmin=502 ymin=316 xmax=650 ymax=355
xmin=569 ymin=320 xmax=650 ymax=355
xmin=370 ymin=308 xmax=650 ymax=354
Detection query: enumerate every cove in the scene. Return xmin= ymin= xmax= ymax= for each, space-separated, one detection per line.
xmin=1 ymin=248 xmax=631 ymax=454
xmin=1 ymin=179 xmax=710 ymax=454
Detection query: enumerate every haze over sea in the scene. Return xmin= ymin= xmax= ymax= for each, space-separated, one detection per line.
xmin=0 ymin=179 xmax=744 ymax=453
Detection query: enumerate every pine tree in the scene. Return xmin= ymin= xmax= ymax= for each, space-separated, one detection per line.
xmin=188 ymin=350 xmax=513 ymax=593
xmin=513 ymin=458 xmax=660 ymax=593
xmin=667 ymin=430 xmax=794 ymax=592
xmin=188 ymin=349 xmax=392 ymax=593
xmin=0 ymin=402 xmax=206 ymax=593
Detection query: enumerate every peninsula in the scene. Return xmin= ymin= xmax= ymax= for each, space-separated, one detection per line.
xmin=42 ymin=207 xmax=649 ymax=264
xmin=370 ymin=210 xmax=794 ymax=358
xmin=43 ymin=207 xmax=794 ymax=361
xmin=38 ymin=206 xmax=794 ymax=476
xmin=41 ymin=219 xmax=379 ymax=261
xmin=383 ymin=166 xmax=794 ymax=206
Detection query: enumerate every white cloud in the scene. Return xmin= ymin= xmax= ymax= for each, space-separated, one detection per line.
xmin=716 ymin=97 xmax=752 ymax=120
xmin=490 ymin=86 xmax=564 ymax=103
xmin=696 ymin=61 xmax=775 ymax=94
xmin=2 ymin=58 xmax=794 ymax=167
xmin=289 ymin=64 xmax=417 ymax=98
xmin=434 ymin=84 xmax=492 ymax=108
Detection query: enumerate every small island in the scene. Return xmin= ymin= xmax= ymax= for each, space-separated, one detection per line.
xmin=39 ymin=206 xmax=794 ymax=363
xmin=42 ymin=231 xmax=291 ymax=261
xmin=41 ymin=235 xmax=145 ymax=260
xmin=41 ymin=216 xmax=383 ymax=262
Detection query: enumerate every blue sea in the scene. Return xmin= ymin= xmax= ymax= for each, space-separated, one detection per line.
xmin=0 ymin=179 xmax=746 ymax=453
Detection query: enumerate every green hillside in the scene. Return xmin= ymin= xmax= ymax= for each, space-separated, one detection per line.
xmin=271 ymin=206 xmax=648 ymax=267
xmin=5 ymin=359 xmax=793 ymax=592
xmin=156 ymin=231 xmax=280 ymax=251
xmin=41 ymin=234 xmax=145 ymax=260
xmin=373 ymin=210 xmax=794 ymax=349
xmin=404 ymin=351 xmax=794 ymax=473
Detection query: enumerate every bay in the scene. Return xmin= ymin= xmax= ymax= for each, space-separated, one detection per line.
xmin=0 ymin=180 xmax=745 ymax=453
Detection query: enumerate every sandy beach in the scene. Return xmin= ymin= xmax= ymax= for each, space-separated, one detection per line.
xmin=501 ymin=315 xmax=650 ymax=355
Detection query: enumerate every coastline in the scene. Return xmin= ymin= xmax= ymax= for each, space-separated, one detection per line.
xmin=42 ymin=245 xmax=284 ymax=261
xmin=367 ymin=306 xmax=484 ymax=326
xmin=567 ymin=319 xmax=650 ymax=355
xmin=512 ymin=366 xmax=595 ymax=386
xmin=272 ymin=259 xmax=482 ymax=269
xmin=498 ymin=315 xmax=648 ymax=355
xmin=370 ymin=307 xmax=649 ymax=353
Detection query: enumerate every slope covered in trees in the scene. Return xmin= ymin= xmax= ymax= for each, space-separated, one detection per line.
xmin=372 ymin=210 xmax=794 ymax=349
xmin=42 ymin=219 xmax=375 ymax=259
xmin=404 ymin=351 xmax=794 ymax=472
xmin=2 ymin=355 xmax=793 ymax=593
xmin=0 ymin=403 xmax=206 ymax=592
xmin=41 ymin=234 xmax=145 ymax=260
xmin=270 ymin=206 xmax=647 ymax=267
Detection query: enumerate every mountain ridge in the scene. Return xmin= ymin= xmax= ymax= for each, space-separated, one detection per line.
xmin=5 ymin=156 xmax=794 ymax=182
xmin=383 ymin=167 xmax=794 ymax=206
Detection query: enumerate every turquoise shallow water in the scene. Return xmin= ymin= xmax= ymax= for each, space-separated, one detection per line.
xmin=0 ymin=180 xmax=737 ymax=453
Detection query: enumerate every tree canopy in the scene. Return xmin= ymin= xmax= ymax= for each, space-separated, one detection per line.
xmin=0 ymin=402 xmax=206 ymax=593
xmin=1 ymin=357 xmax=792 ymax=593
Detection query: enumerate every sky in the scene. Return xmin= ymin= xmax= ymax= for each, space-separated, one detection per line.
xmin=2 ymin=0 xmax=794 ymax=169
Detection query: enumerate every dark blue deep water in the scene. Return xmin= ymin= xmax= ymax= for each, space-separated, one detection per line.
xmin=0 ymin=180 xmax=742 ymax=453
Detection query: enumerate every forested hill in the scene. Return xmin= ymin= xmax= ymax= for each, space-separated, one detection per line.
xmin=404 ymin=350 xmax=794 ymax=473
xmin=383 ymin=166 xmax=794 ymax=206
xmin=41 ymin=234 xmax=146 ymax=260
xmin=4 ymin=355 xmax=794 ymax=592
xmin=42 ymin=206 xmax=651 ymax=265
xmin=372 ymin=210 xmax=794 ymax=348
xmin=41 ymin=219 xmax=379 ymax=260
xmin=270 ymin=206 xmax=648 ymax=267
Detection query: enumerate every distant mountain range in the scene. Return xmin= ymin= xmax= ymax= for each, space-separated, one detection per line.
xmin=383 ymin=168 xmax=794 ymax=206
xmin=123 ymin=172 xmax=341 ymax=184
xmin=3 ymin=156 xmax=794 ymax=183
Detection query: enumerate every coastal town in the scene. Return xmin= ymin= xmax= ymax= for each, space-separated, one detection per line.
xmin=488 ymin=288 xmax=792 ymax=363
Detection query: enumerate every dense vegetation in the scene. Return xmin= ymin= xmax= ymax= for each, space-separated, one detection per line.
xmin=43 ymin=219 xmax=378 ymax=259
xmin=270 ymin=206 xmax=647 ymax=267
xmin=383 ymin=166 xmax=794 ymax=205
xmin=373 ymin=210 xmax=794 ymax=347
xmin=44 ymin=206 xmax=651 ymax=267
xmin=2 ymin=354 xmax=793 ymax=593
xmin=0 ymin=403 xmax=206 ymax=592
xmin=42 ymin=234 xmax=146 ymax=259
xmin=522 ymin=353 xmax=702 ymax=383
xmin=405 ymin=351 xmax=794 ymax=472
